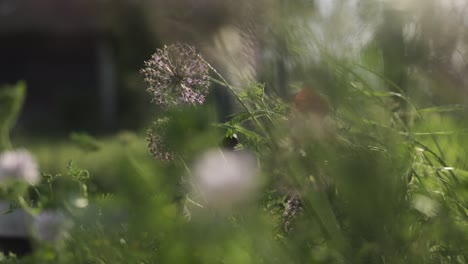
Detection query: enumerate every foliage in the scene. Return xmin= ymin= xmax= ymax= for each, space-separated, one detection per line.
xmin=4 ymin=58 xmax=466 ymax=264
xmin=1 ymin=2 xmax=468 ymax=263
xmin=0 ymin=82 xmax=26 ymax=151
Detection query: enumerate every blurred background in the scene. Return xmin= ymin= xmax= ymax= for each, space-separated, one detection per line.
xmin=1 ymin=0 xmax=468 ymax=178
xmin=1 ymin=0 xmax=467 ymax=136
xmin=0 ymin=1 xmax=467 ymax=262
xmin=0 ymin=0 xmax=157 ymax=134
xmin=0 ymin=0 xmax=468 ymax=135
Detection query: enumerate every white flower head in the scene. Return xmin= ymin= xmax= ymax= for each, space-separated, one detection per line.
xmin=0 ymin=149 xmax=40 ymax=185
xmin=412 ymin=194 xmax=440 ymax=218
xmin=33 ymin=211 xmax=73 ymax=243
xmin=192 ymin=149 xmax=260 ymax=208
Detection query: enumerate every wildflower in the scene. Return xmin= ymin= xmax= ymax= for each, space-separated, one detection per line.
xmin=0 ymin=150 xmax=40 ymax=185
xmin=192 ymin=148 xmax=259 ymax=208
xmin=412 ymin=194 xmax=440 ymax=218
xmin=72 ymin=197 xmax=89 ymax=208
xmin=282 ymin=194 xmax=303 ymax=233
xmin=33 ymin=211 xmax=73 ymax=243
xmin=147 ymin=117 xmax=174 ymax=162
xmin=292 ymin=86 xmax=329 ymax=116
xmin=289 ymin=86 xmax=334 ymax=141
xmin=141 ymin=43 xmax=210 ymax=108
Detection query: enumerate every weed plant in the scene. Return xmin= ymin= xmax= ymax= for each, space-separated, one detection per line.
xmin=0 ymin=23 xmax=467 ymax=264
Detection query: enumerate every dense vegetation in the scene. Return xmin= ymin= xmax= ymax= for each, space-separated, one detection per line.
xmin=1 ymin=1 xmax=467 ymax=263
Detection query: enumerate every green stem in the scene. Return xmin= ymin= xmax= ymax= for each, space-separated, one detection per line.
xmin=204 ymin=61 xmax=267 ymax=135
xmin=209 ymin=77 xmax=263 ymax=125
xmin=0 ymin=126 xmax=12 ymax=150
xmin=177 ymin=155 xmax=207 ymax=206
xmin=18 ymin=195 xmax=38 ymax=216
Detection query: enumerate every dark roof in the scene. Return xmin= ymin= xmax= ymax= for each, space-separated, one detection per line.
xmin=0 ymin=0 xmax=106 ymax=34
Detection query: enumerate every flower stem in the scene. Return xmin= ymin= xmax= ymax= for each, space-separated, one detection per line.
xmin=206 ymin=64 xmax=267 ymax=135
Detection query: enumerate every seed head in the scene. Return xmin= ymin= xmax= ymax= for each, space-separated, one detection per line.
xmin=141 ymin=43 xmax=210 ymax=108
xmin=282 ymin=194 xmax=303 ymax=233
xmin=147 ymin=117 xmax=174 ymax=162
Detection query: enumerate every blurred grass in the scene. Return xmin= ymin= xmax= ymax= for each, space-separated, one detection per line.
xmin=13 ymin=131 xmax=148 ymax=193
xmin=5 ymin=85 xmax=467 ymax=263
xmin=2 ymin=1 xmax=468 ymax=262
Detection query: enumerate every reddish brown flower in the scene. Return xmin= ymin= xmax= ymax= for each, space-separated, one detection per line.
xmin=289 ymin=86 xmax=333 ymax=141
xmin=293 ymin=86 xmax=329 ymax=117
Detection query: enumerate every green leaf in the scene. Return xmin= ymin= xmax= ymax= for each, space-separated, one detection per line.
xmin=70 ymin=132 xmax=101 ymax=152
xmin=418 ymin=105 xmax=467 ymax=113
xmin=0 ymin=81 xmax=26 ymax=150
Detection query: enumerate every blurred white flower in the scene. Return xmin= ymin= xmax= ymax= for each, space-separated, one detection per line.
xmin=72 ymin=197 xmax=89 ymax=208
xmin=0 ymin=149 xmax=40 ymax=185
xmin=412 ymin=194 xmax=440 ymax=218
xmin=33 ymin=211 xmax=73 ymax=243
xmin=192 ymin=149 xmax=260 ymax=208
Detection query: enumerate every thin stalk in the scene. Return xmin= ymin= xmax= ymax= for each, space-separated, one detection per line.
xmin=204 ymin=61 xmax=268 ymax=136
xmin=0 ymin=126 xmax=12 ymax=150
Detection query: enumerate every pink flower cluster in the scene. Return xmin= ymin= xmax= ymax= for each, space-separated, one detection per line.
xmin=141 ymin=43 xmax=210 ymax=108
